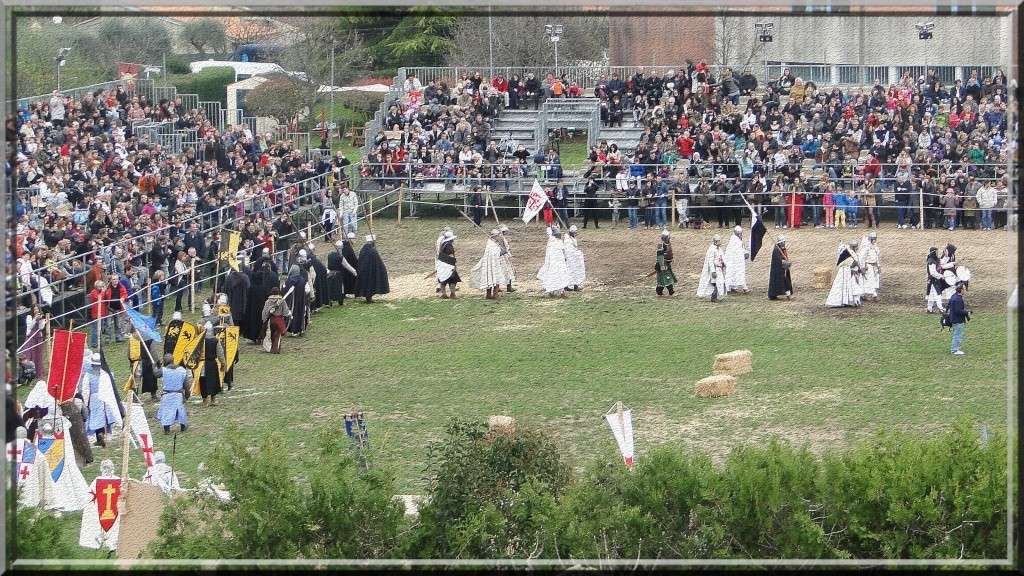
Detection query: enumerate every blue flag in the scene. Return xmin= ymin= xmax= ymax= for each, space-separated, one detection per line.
xmin=126 ymin=307 xmax=162 ymax=343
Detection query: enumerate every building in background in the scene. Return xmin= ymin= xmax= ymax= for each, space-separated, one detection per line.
xmin=609 ymin=10 xmax=1011 ymax=85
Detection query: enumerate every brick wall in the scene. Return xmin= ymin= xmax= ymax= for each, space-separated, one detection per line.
xmin=609 ymin=15 xmax=716 ymax=66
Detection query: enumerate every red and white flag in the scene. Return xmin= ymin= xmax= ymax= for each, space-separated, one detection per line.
xmin=604 ymin=404 xmax=635 ymax=468
xmin=520 ymin=180 xmax=549 ymax=224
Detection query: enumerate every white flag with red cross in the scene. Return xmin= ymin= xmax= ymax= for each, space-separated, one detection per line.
xmin=521 ymin=180 xmax=549 ymax=224
xmin=127 ymin=402 xmax=157 ymax=472
xmin=604 ymin=402 xmax=635 ymax=469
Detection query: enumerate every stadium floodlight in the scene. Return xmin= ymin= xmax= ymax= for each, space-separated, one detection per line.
xmin=755 ymin=21 xmax=774 ymax=43
xmin=55 ymin=47 xmax=71 ymax=91
xmin=916 ymin=21 xmax=934 ymax=40
xmin=545 ymin=23 xmax=564 ymax=75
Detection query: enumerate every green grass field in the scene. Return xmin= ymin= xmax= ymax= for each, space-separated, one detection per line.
xmin=18 ymin=218 xmax=1013 ymax=559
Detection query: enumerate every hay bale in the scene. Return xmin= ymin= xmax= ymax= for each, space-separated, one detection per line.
xmin=488 ymin=415 xmax=516 ymax=434
xmin=712 ymin=349 xmax=753 ymax=376
xmin=812 ymin=267 xmax=833 ymax=289
xmin=694 ymin=374 xmax=737 ymax=398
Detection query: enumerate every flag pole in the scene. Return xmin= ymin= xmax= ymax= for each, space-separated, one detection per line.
xmin=189 ymin=257 xmax=196 ymax=313
xmin=54 ymin=320 xmax=75 ymax=434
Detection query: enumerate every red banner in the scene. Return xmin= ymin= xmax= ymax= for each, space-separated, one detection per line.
xmin=116 ymin=62 xmax=142 ymax=90
xmin=95 ymin=478 xmax=122 ymax=532
xmin=47 ymin=330 xmax=86 ymax=402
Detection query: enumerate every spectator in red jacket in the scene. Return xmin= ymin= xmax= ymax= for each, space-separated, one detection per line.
xmin=88 ymin=280 xmax=114 ymax=348
xmin=863 ymin=152 xmax=882 ymax=179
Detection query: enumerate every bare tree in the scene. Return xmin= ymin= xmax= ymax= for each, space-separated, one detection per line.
xmin=714 ymin=16 xmax=764 ymax=71
xmin=447 ymin=15 xmax=608 ymax=69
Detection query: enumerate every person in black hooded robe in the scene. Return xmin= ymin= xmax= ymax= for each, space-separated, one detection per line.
xmin=767 ymin=236 xmax=794 ymax=300
xmin=245 ymin=258 xmax=279 ymax=343
xmin=355 ymin=235 xmax=389 ymax=303
xmin=340 ymin=232 xmax=360 ymax=296
xmin=285 ymin=264 xmax=309 ymax=335
xmin=306 ymin=247 xmax=330 ymax=311
xmin=326 ymin=240 xmax=351 ymax=306
xmin=225 ymin=257 xmax=251 ymax=329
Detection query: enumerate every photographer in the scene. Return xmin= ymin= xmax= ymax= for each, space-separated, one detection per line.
xmin=948 ymin=283 xmax=970 ymax=355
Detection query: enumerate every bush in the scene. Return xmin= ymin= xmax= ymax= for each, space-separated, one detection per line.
xmin=334 ymin=91 xmax=386 ymax=116
xmin=165 ymin=66 xmax=235 ymax=106
xmin=149 ymin=426 xmax=404 ymax=559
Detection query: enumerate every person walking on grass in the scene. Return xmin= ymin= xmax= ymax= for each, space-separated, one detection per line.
xmin=949 ymin=283 xmax=970 ymax=355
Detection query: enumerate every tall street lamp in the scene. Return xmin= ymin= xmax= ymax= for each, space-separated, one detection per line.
xmin=545 ymin=24 xmax=563 ymax=76
xmin=55 ymin=47 xmax=71 ymax=92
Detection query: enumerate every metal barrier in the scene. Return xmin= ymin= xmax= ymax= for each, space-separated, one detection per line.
xmin=403 ymin=63 xmax=1004 ymax=92
xmin=158 ymin=132 xmax=184 ymax=154
xmin=199 ymin=101 xmax=222 ymax=128
xmin=177 ymin=93 xmax=199 ymax=111
xmin=241 ymin=116 xmax=257 ymax=136
xmin=152 ymin=85 xmax=178 ymax=104
xmin=221 ymin=108 xmax=243 ymax=130
xmin=7 ymin=79 xmax=130 ymax=110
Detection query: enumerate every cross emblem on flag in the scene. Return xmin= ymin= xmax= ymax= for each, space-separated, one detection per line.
xmin=139 ymin=434 xmax=154 ymax=467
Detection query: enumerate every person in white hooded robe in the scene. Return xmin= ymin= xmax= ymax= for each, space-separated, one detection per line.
xmin=696 ymin=234 xmax=727 ymax=301
xmin=79 ymin=459 xmax=121 ymax=551
xmin=723 ymin=225 xmax=750 ymax=293
xmin=14 ymin=427 xmax=58 ymax=510
xmin=143 ymin=450 xmax=183 ymax=495
xmin=537 ymin=226 xmax=571 ymax=297
xmin=470 ymin=229 xmax=508 ymax=299
xmin=857 ymin=231 xmax=881 ymax=300
xmin=825 ymin=240 xmax=864 ymax=307
xmin=35 ymin=418 xmax=91 ymax=512
xmin=563 ymin=225 xmax=587 ymax=291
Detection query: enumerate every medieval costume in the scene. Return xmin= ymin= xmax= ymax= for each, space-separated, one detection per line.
xmin=537 ymin=226 xmax=571 ymax=297
xmin=858 ymin=232 xmax=881 ymax=300
xmin=34 ymin=417 xmax=91 ymax=512
xmin=471 ymin=229 xmax=508 ymax=299
xmin=498 ymin=225 xmax=517 ymax=292
xmin=198 ymin=322 xmax=225 ymax=405
xmin=224 ymin=263 xmax=250 ymax=329
xmin=143 ymin=451 xmax=183 ymax=495
xmin=697 ymin=235 xmax=727 ymax=302
xmin=826 ymin=241 xmax=864 ymax=308
xmin=723 ymin=226 xmax=750 ymax=293
xmin=285 ymin=265 xmax=310 ymax=335
xmin=435 ymin=226 xmax=452 ymax=294
xmin=340 ymin=233 xmax=360 ymax=296
xmin=156 ymin=361 xmax=190 ymax=433
xmin=355 ymin=235 xmax=390 ymax=303
xmin=940 ymin=243 xmax=970 ymax=301
xmin=563 ymin=225 xmax=587 ymax=291
xmin=261 ymin=287 xmax=291 ymax=354
xmin=655 ymin=230 xmax=678 ymax=296
xmin=59 ymin=398 xmax=93 ymax=468
xmin=82 ymin=353 xmax=119 ymax=447
xmin=326 ymin=240 xmax=352 ymax=306
xmin=131 ymin=335 xmax=160 ymax=400
xmin=768 ymin=236 xmax=794 ymax=300
xmin=14 ymin=428 xmax=57 ymax=509
xmin=436 ymin=230 xmax=461 ymax=298
xmin=245 ymin=258 xmax=279 ymax=343
xmin=78 ymin=459 xmax=120 ymax=551
xmin=307 ymin=244 xmax=331 ymax=311
xmin=926 ymin=247 xmax=947 ymax=313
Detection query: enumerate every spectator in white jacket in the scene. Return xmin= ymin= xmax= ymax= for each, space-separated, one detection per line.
xmin=976 ymin=181 xmax=997 ymax=230
xmin=338 ymin=186 xmax=360 ymax=236
xmin=48 ymin=91 xmax=65 ymax=127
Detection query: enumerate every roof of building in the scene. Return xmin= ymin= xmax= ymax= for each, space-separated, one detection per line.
xmin=190 ymin=60 xmax=285 ymax=76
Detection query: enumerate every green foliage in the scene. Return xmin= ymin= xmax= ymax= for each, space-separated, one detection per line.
xmin=402 ymin=419 xmax=570 ymax=558
xmin=339 ymin=9 xmax=456 ymax=70
xmin=149 ymin=426 xmax=404 ymax=559
xmin=817 ymin=419 xmax=1007 ymax=559
xmin=14 ymin=21 xmax=99 ymax=97
xmin=75 ymin=19 xmax=173 ymax=70
xmin=179 ymin=19 xmax=227 ymax=55
xmin=163 ymin=54 xmax=192 ymax=75
xmin=13 ymin=507 xmax=102 ymax=559
xmin=165 ymin=67 xmax=235 ymax=106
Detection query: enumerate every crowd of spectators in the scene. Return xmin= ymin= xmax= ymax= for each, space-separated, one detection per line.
xmin=572 ymin=62 xmax=1011 ymax=231
xmin=5 ymin=83 xmax=355 ymax=357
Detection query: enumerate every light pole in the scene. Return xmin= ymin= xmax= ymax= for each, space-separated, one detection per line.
xmin=754 ymin=22 xmax=774 ymax=87
xmin=488 ymin=7 xmax=495 ymax=79
xmin=545 ymin=24 xmax=563 ymax=76
xmin=330 ymin=39 xmax=336 ymax=148
xmin=54 ymin=47 xmax=71 ymax=92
